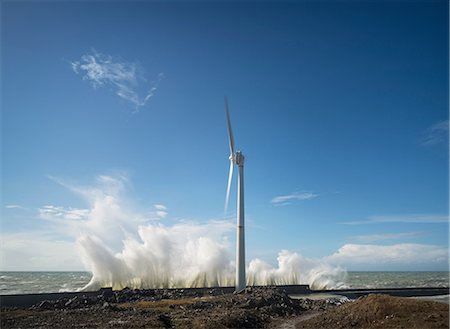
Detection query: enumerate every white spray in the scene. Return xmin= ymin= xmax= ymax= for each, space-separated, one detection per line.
xmin=42 ymin=175 xmax=347 ymax=291
xmin=77 ymin=222 xmax=235 ymax=291
xmin=77 ymin=223 xmax=347 ymax=291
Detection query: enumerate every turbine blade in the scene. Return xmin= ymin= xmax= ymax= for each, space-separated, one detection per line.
xmin=225 ymin=159 xmax=234 ymax=215
xmin=225 ymin=97 xmax=235 ymax=156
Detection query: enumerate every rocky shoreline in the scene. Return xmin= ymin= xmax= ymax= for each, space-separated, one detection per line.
xmin=1 ymin=287 xmax=448 ymax=328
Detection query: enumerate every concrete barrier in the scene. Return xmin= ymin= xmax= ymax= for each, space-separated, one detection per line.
xmin=308 ymin=287 xmax=450 ymax=299
xmin=1 ymin=285 xmax=448 ymax=308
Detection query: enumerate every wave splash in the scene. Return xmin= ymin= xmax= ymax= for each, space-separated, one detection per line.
xmin=78 ymin=222 xmax=347 ymax=291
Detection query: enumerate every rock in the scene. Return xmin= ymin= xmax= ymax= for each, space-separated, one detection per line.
xmin=36 ymin=300 xmax=53 ymax=310
xmin=64 ymin=296 xmax=78 ymax=308
xmin=158 ymin=313 xmax=172 ymax=328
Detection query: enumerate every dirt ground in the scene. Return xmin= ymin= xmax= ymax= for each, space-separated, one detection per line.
xmin=292 ymin=294 xmax=449 ymax=329
xmin=1 ymin=288 xmax=448 ymax=328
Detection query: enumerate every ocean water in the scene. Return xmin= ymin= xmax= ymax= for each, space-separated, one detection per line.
xmin=0 ymin=272 xmax=92 ymax=295
xmin=0 ymin=271 xmax=448 ymax=295
xmin=345 ymin=271 xmax=449 ymax=289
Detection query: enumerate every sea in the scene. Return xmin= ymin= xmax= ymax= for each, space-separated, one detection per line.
xmin=0 ymin=271 xmax=449 ymax=295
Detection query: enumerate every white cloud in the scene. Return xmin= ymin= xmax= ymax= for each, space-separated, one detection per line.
xmin=0 ymin=232 xmax=83 ymax=271
xmin=421 ymin=120 xmax=449 ymax=146
xmin=270 ymin=191 xmax=318 ymax=205
xmin=341 ymin=214 xmax=448 ymax=225
xmin=71 ymin=49 xmax=164 ymax=110
xmin=325 ymin=243 xmax=448 ymax=270
xmin=349 ymin=231 xmax=424 ymax=242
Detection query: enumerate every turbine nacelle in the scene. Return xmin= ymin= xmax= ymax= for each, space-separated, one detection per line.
xmin=235 ymin=151 xmax=245 ymax=166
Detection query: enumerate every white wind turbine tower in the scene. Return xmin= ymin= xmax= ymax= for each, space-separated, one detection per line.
xmin=224 ymin=97 xmax=246 ymax=293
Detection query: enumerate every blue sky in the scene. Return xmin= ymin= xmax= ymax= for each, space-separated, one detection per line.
xmin=1 ymin=1 xmax=449 ymax=272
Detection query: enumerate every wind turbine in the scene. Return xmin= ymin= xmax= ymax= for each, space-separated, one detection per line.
xmin=224 ymin=97 xmax=246 ymax=293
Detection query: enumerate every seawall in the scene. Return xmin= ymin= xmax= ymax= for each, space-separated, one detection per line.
xmin=1 ymin=285 xmax=448 ymax=308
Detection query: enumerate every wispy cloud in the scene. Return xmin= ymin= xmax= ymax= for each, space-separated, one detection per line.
xmin=341 ymin=214 xmax=448 ymax=225
xmin=4 ymin=204 xmax=23 ymax=209
xmin=39 ymin=205 xmax=89 ymax=221
xmin=421 ymin=120 xmax=449 ymax=146
xmin=154 ymin=204 xmax=167 ymax=211
xmin=150 ymin=204 xmax=168 ymax=220
xmin=349 ymin=231 xmax=424 ymax=242
xmin=270 ymin=191 xmax=318 ymax=206
xmin=71 ymin=49 xmax=164 ymax=110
